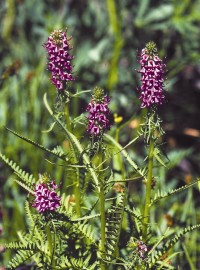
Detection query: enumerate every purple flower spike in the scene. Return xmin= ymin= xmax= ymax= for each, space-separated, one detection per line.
xmin=44 ymin=29 xmax=74 ymax=91
xmin=137 ymin=41 xmax=165 ymax=108
xmin=33 ymin=182 xmax=61 ymax=213
xmin=86 ymin=87 xmax=111 ymax=137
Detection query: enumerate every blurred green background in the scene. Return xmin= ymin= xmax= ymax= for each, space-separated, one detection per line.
xmin=0 ymin=0 xmax=200 ymax=268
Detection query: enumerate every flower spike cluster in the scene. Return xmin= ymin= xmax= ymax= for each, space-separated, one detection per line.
xmin=33 ymin=180 xmax=61 ymax=213
xmin=137 ymin=41 xmax=165 ymax=108
xmin=44 ymin=29 xmax=74 ymax=91
xmin=86 ymin=87 xmax=111 ymax=137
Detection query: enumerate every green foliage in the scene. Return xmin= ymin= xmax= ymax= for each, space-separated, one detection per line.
xmin=1 ymin=1 xmax=200 ymax=268
xmin=0 ymin=151 xmax=35 ymax=193
xmin=7 ymin=250 xmax=35 ymax=269
xmin=149 ymin=224 xmax=200 ymax=269
xmin=1 ymin=100 xmax=200 ymax=269
xmin=6 ymin=127 xmax=68 ymax=161
xmin=125 ymin=207 xmax=144 ymax=235
xmin=150 ymin=178 xmax=200 ymax=206
xmin=105 ymin=192 xmax=126 ymax=261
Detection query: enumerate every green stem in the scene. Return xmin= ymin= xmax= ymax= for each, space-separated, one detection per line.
xmin=99 ymin=150 xmax=106 ymax=270
xmin=65 ymin=102 xmax=81 ymax=217
xmin=115 ymin=127 xmax=125 ymax=179
xmin=74 ymin=173 xmax=81 ymax=217
xmin=142 ymin=137 xmax=154 ymax=241
xmin=65 ymin=102 xmax=71 ymax=132
xmin=100 ymin=179 xmax=106 ymax=270
xmin=114 ymin=127 xmax=125 ymax=259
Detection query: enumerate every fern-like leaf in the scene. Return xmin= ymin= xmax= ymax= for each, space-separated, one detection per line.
xmin=125 ymin=207 xmax=144 ymax=234
xmin=51 ymin=145 xmax=66 ymax=159
xmin=150 ymin=178 xmax=200 ymax=206
xmin=0 ymin=151 xmax=35 ymax=188
xmin=56 ymin=207 xmax=97 ymax=246
xmin=62 ymin=255 xmax=98 ymax=270
xmin=24 ymin=201 xmax=44 ymax=243
xmin=167 ymin=148 xmax=193 ymax=169
xmin=14 ymin=178 xmax=34 ymax=194
xmin=2 ymin=241 xmax=37 ymax=251
xmin=149 ymin=223 xmax=200 ymax=269
xmin=6 ymin=127 xmax=67 ymax=161
xmin=72 ymin=222 xmax=97 ymax=246
xmin=105 ymin=192 xmax=126 ymax=261
xmin=7 ymin=250 xmax=35 ymax=269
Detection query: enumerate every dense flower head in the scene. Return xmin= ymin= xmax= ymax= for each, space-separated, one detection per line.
xmin=127 ymin=238 xmax=148 ymax=261
xmin=137 ymin=241 xmax=148 ymax=259
xmin=86 ymin=87 xmax=111 ymax=137
xmin=44 ymin=29 xmax=74 ymax=91
xmin=33 ymin=180 xmax=61 ymax=213
xmin=137 ymin=41 xmax=165 ymax=108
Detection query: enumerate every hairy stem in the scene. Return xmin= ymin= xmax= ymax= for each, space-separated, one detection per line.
xmin=142 ymin=137 xmax=154 ymax=240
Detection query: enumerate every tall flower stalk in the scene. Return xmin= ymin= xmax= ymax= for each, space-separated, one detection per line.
xmin=99 ymin=159 xmax=106 ymax=270
xmin=137 ymin=42 xmax=166 ymax=240
xmin=44 ymin=30 xmax=81 ymax=216
xmin=86 ymin=87 xmax=111 ymax=270
xmin=142 ymin=130 xmax=155 ymax=240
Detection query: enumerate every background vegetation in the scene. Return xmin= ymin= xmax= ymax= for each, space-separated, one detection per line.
xmin=0 ymin=0 xmax=200 ymax=268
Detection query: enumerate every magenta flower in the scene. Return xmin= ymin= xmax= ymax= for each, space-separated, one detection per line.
xmin=33 ymin=181 xmax=61 ymax=213
xmin=44 ymin=30 xmax=74 ymax=91
xmin=137 ymin=42 xmax=165 ymax=108
xmin=137 ymin=241 xmax=148 ymax=259
xmin=86 ymin=87 xmax=111 ymax=137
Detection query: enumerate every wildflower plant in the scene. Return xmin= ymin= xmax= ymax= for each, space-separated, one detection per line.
xmin=0 ymin=30 xmax=200 ymax=270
